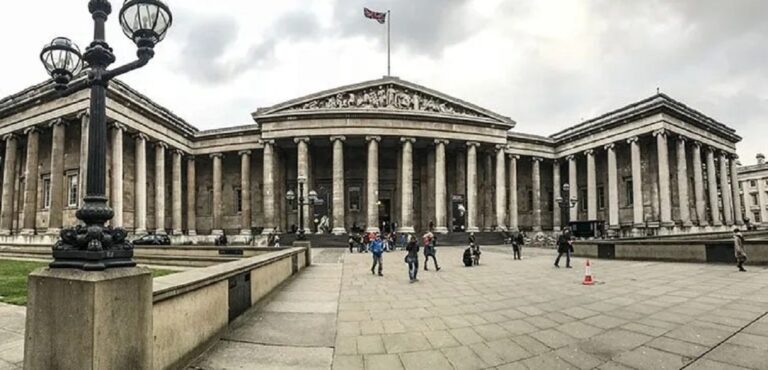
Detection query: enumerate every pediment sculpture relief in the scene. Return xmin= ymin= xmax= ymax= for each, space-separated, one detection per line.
xmin=284 ymin=84 xmax=485 ymax=118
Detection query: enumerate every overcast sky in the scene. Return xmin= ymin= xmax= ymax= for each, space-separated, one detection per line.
xmin=2 ymin=0 xmax=766 ymax=162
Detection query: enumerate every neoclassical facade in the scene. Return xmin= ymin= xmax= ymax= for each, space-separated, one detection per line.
xmin=0 ymin=76 xmax=743 ymax=242
xmin=737 ymin=154 xmax=768 ymax=226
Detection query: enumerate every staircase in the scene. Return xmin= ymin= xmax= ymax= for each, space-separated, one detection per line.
xmin=276 ymin=232 xmax=507 ymax=247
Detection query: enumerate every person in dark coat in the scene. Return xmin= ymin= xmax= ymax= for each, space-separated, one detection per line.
xmin=554 ymin=229 xmax=573 ymax=268
xmin=512 ymin=232 xmax=524 ymax=260
xmin=463 ymin=247 xmax=473 ymax=267
xmin=405 ymin=235 xmax=419 ymax=282
xmin=734 ymin=228 xmax=747 ymax=272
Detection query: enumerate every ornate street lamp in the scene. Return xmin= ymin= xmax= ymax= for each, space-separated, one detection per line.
xmin=286 ymin=176 xmax=317 ymax=240
xmin=40 ymin=0 xmax=172 ymax=270
xmin=555 ymin=183 xmax=578 ymax=231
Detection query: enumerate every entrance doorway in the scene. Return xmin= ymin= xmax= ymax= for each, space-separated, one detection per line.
xmin=378 ymin=199 xmax=392 ymax=232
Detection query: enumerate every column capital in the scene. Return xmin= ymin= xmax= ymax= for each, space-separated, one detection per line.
xmin=730 ymin=153 xmax=739 ymax=160
xmin=209 ymin=153 xmax=223 ymax=159
xmin=76 ymin=109 xmax=90 ymax=120
xmin=329 ymin=135 xmax=346 ymax=142
xmin=627 ymin=136 xmax=639 ymax=144
xmin=532 ymin=157 xmax=543 ymax=163
xmin=508 ymin=154 xmax=520 ymax=160
xmin=294 ymin=137 xmax=310 ymax=144
xmin=238 ymin=150 xmax=252 ymax=156
xmin=134 ymin=133 xmax=149 ymax=142
xmin=435 ymin=139 xmax=450 ymax=146
xmin=466 ymin=141 xmax=480 ymax=148
xmin=365 ymin=135 xmax=381 ymax=142
xmin=110 ymin=122 xmax=127 ymax=132
xmin=23 ymin=126 xmax=39 ymax=135
xmin=400 ymin=136 xmax=416 ymax=144
xmin=584 ymin=149 xmax=595 ymax=156
xmin=155 ymin=142 xmax=169 ymax=150
xmin=48 ymin=118 xmax=65 ymax=128
xmin=676 ymin=136 xmax=687 ymax=143
xmin=3 ymin=133 xmax=17 ymax=142
xmin=603 ymin=143 xmax=615 ymax=151
xmin=172 ymin=148 xmax=184 ymax=156
xmin=259 ymin=139 xmax=275 ymax=146
xmin=691 ymin=140 xmax=702 ymax=149
xmin=566 ymin=154 xmax=576 ymax=161
xmin=187 ymin=155 xmax=196 ymax=162
xmin=652 ymin=128 xmax=667 ymax=137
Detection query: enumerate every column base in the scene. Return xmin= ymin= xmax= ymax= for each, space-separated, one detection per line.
xmin=172 ymin=230 xmax=183 ymax=236
xmin=552 ymin=226 xmax=561 ymax=232
xmin=0 ymin=229 xmax=11 ymax=236
xmin=482 ymin=227 xmax=494 ymax=232
xmin=494 ymin=225 xmax=508 ymax=232
xmin=134 ymin=228 xmax=147 ymax=235
xmin=188 ymin=230 xmax=197 ymax=236
xmin=433 ymin=226 xmax=449 ymax=234
xmin=260 ymin=228 xmax=275 ymax=235
xmin=20 ymin=229 xmax=36 ymax=236
xmin=155 ymin=229 xmax=167 ymax=235
xmin=712 ymin=221 xmax=723 ymax=227
xmin=331 ymin=227 xmax=347 ymax=235
xmin=466 ymin=226 xmax=480 ymax=232
xmin=397 ymin=226 xmax=415 ymax=234
xmin=660 ymin=221 xmax=675 ymax=228
xmin=365 ymin=227 xmax=380 ymax=233
xmin=532 ymin=226 xmax=542 ymax=232
xmin=211 ymin=229 xmax=224 ymax=236
xmin=240 ymin=229 xmax=252 ymax=236
xmin=46 ymin=228 xmax=60 ymax=236
xmin=682 ymin=221 xmax=694 ymax=227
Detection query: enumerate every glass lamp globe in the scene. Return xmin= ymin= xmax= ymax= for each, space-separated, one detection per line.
xmin=308 ymin=190 xmax=318 ymax=202
xmin=119 ymin=0 xmax=172 ymax=49
xmin=40 ymin=37 xmax=82 ymax=90
xmin=562 ymin=183 xmax=570 ymax=193
xmin=286 ymin=189 xmax=296 ymax=201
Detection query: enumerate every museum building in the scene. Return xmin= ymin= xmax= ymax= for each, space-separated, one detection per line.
xmin=0 ymin=76 xmax=744 ymax=242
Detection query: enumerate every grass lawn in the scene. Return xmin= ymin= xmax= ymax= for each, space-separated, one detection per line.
xmin=0 ymin=259 xmax=176 ymax=306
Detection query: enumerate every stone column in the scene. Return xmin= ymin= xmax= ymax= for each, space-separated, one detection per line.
xmin=628 ymin=137 xmax=644 ymax=229
xmin=676 ymin=137 xmax=692 ymax=226
xmin=494 ymin=145 xmax=507 ymax=231
xmin=239 ymin=150 xmax=252 ymax=235
xmin=186 ymin=157 xmax=197 ymax=236
xmin=172 ymin=150 xmax=183 ymax=235
xmin=211 ymin=153 xmax=223 ymax=235
xmin=706 ymin=147 xmax=722 ymax=226
xmin=110 ymin=124 xmax=125 ymax=227
xmin=21 ymin=128 xmax=40 ymax=235
xmin=552 ymin=159 xmax=561 ymax=231
xmin=78 ymin=111 xmax=89 ymax=207
xmin=0 ymin=134 xmax=18 ymax=235
xmin=48 ymin=120 xmax=66 ymax=234
xmin=654 ymin=129 xmax=673 ymax=227
xmin=586 ymin=149 xmax=597 ymax=220
xmin=261 ymin=140 xmax=276 ymax=235
xmin=719 ymin=151 xmax=734 ymax=226
xmin=692 ymin=142 xmax=707 ymax=226
xmin=295 ymin=137 xmax=311 ymax=233
xmin=508 ymin=155 xmax=519 ymax=231
xmin=365 ymin=136 xmax=381 ymax=233
xmin=567 ymin=155 xmax=578 ymax=222
xmin=532 ymin=157 xmax=542 ymax=232
xmin=435 ymin=139 xmax=450 ymax=233
xmin=466 ymin=142 xmax=480 ymax=232
xmin=483 ymin=153 xmax=494 ymax=231
xmin=605 ymin=143 xmax=619 ymax=230
xmin=730 ymin=155 xmax=744 ymax=225
xmin=399 ymin=137 xmax=416 ymax=233
xmin=134 ymin=134 xmax=147 ymax=234
xmin=154 ymin=143 xmax=167 ymax=234
xmin=330 ymin=136 xmax=346 ymax=235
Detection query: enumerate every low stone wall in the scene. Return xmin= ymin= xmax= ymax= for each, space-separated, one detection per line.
xmin=151 ymin=246 xmax=309 ymax=370
xmin=573 ymin=239 xmax=768 ymax=265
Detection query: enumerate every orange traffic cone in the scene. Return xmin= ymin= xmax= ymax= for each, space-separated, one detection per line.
xmin=582 ymin=259 xmax=594 ymax=285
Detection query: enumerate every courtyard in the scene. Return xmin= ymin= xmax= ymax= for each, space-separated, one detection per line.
xmin=188 ymin=247 xmax=768 ymax=370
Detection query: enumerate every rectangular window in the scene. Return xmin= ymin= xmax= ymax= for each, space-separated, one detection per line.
xmin=754 ymin=211 xmax=761 ymax=223
xmin=42 ymin=176 xmax=51 ymax=209
xmin=547 ymin=191 xmax=554 ymax=212
xmin=348 ymin=187 xmax=361 ymax=211
xmin=625 ymin=179 xmax=633 ymax=206
xmin=67 ymin=174 xmax=78 ymax=207
xmin=597 ymin=186 xmax=605 ymax=210
xmin=580 ymin=189 xmax=588 ymax=212
xmin=752 ymin=194 xmax=759 ymax=206
xmin=234 ymin=187 xmax=242 ymax=213
xmin=750 ymin=180 xmax=757 ymax=188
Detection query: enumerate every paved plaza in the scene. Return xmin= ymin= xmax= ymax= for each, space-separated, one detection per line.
xmin=191 ymin=247 xmax=768 ymax=370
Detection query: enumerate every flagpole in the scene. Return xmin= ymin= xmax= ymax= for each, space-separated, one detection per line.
xmin=387 ymin=10 xmax=391 ymax=76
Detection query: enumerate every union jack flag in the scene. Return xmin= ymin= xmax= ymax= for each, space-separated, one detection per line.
xmin=364 ymin=7 xmax=387 ymax=24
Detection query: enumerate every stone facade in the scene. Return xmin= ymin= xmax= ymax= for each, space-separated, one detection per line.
xmin=0 ymin=76 xmax=743 ymax=241
xmin=737 ymin=154 xmax=768 ymax=227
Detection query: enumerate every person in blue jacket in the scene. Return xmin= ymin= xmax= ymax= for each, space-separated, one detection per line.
xmin=370 ymin=234 xmax=384 ymax=276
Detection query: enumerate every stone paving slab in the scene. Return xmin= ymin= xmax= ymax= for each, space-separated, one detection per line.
xmin=0 ymin=304 xmax=24 ymax=370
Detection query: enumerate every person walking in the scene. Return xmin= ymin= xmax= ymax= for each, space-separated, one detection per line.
xmin=423 ymin=232 xmax=441 ymax=271
xmin=405 ymin=235 xmax=419 ymax=282
xmin=348 ymin=234 xmax=356 ymax=253
xmin=734 ymin=228 xmax=748 ymax=272
xmin=512 ymin=232 xmax=524 ymax=260
xmin=554 ymin=229 xmax=573 ymax=268
xmin=370 ymin=234 xmax=384 ymax=276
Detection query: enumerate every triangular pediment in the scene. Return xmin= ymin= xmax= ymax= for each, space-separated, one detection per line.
xmin=254 ymin=77 xmax=515 ymax=127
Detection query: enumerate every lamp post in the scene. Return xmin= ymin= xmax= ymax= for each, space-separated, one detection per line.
xmin=555 ymin=183 xmax=578 ymax=231
xmin=39 ymin=0 xmax=172 ymax=270
xmin=286 ymin=176 xmax=317 ymax=240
